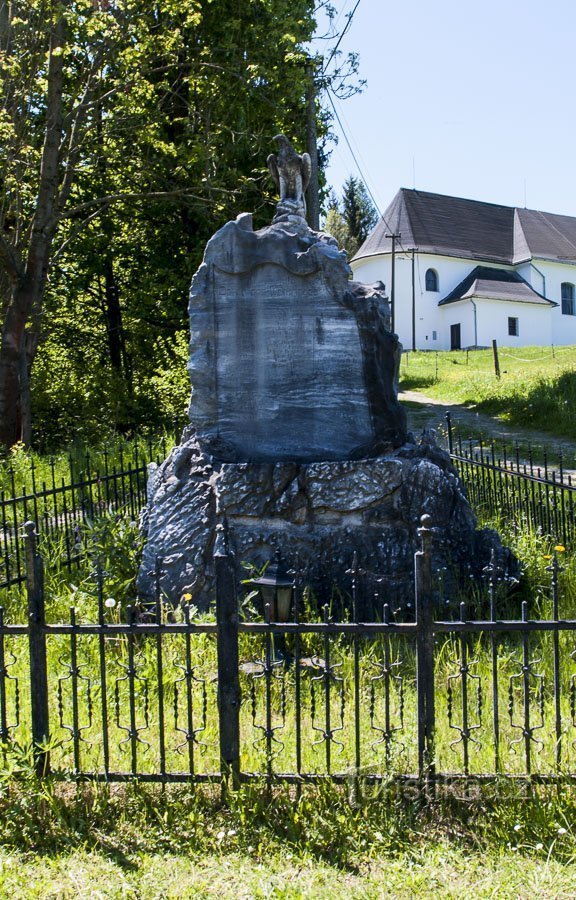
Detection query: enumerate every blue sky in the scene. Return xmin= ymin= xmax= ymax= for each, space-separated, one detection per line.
xmin=316 ymin=0 xmax=576 ymax=217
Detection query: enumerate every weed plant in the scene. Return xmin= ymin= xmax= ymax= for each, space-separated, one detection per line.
xmin=0 ymin=431 xmax=178 ymax=497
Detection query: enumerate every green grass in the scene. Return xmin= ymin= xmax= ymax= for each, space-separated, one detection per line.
xmin=0 ymin=778 xmax=576 ymax=896
xmin=400 ymin=345 xmax=576 ymax=440
xmin=2 ymin=443 xmax=576 ymax=893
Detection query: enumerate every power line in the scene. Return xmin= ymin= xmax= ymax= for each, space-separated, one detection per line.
xmin=333 ymin=0 xmax=355 ymax=31
xmin=321 ymin=2 xmax=412 ymax=258
xmin=327 ymin=91 xmax=383 ymax=218
xmin=327 ymin=91 xmax=414 ymax=257
xmin=322 ymin=0 xmax=363 ymax=76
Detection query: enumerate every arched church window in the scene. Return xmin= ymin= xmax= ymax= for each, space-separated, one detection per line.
xmin=425 ymin=268 xmax=439 ymax=292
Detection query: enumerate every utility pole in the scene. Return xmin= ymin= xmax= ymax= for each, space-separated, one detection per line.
xmin=305 ymin=58 xmax=320 ymax=231
xmin=386 ymin=232 xmax=401 ymax=334
xmin=411 ymin=249 xmax=417 ymax=352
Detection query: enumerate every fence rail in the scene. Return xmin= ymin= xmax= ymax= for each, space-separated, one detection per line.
xmin=447 ymin=413 xmax=576 ymax=548
xmin=1 ymin=516 xmax=575 ymax=790
xmin=2 ymin=420 xmax=574 ymax=593
xmin=0 ymin=439 xmax=172 ymax=589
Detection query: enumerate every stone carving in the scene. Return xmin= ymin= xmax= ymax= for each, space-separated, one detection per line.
xmin=187 ymin=210 xmax=407 ymax=462
xmin=267 ymin=134 xmax=311 ymax=219
xmin=137 ymin=136 xmax=513 ymax=611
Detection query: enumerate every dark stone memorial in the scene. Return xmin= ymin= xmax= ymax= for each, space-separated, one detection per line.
xmin=137 ymin=137 xmax=511 ymax=608
xmin=188 ymin=213 xmax=405 ymax=461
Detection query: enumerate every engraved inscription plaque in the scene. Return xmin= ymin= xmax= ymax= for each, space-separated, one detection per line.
xmin=213 ymin=263 xmax=372 ymax=461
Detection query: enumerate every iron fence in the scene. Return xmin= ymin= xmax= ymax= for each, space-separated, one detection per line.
xmin=2 ymin=420 xmax=573 ymax=594
xmin=2 ymin=517 xmax=576 ymax=790
xmin=447 ymin=413 xmax=576 ymax=548
xmin=0 ymin=439 xmax=172 ymax=590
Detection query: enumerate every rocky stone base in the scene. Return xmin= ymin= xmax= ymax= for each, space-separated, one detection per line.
xmin=137 ymin=428 xmax=514 ymax=614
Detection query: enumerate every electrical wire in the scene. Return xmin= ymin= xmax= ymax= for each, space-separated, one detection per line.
xmin=328 ymin=90 xmax=413 ymax=257
xmin=327 ymin=91 xmax=382 ymax=218
xmin=322 ymin=0 xmax=363 ymax=76
xmin=321 ymin=0 xmax=414 ymax=257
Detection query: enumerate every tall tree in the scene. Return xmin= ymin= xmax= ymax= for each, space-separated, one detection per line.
xmin=0 ymin=0 xmax=328 ymax=449
xmin=340 ymin=175 xmax=378 ymax=252
xmin=324 ymin=177 xmax=377 ymax=259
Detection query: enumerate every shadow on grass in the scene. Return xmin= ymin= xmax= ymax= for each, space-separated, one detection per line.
xmin=2 ymin=777 xmax=576 ymax=868
xmin=399 ymin=375 xmax=438 ymax=391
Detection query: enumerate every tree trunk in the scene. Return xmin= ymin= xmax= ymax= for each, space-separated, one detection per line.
xmin=0 ymin=11 xmax=64 ymax=448
xmin=103 ymin=256 xmax=132 ymax=387
xmin=0 ymin=283 xmax=32 ymax=446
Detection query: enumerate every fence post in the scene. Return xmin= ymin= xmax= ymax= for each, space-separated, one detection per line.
xmin=214 ymin=522 xmax=241 ymax=790
xmin=25 ymin=522 xmax=50 ymax=776
xmin=446 ymin=412 xmax=453 ymax=456
xmin=415 ymin=513 xmax=435 ymax=790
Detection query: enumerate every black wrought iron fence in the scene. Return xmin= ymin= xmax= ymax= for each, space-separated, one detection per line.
xmin=2 ymin=419 xmax=573 ymax=594
xmin=0 ymin=439 xmax=172 ymax=589
xmin=447 ymin=413 xmax=576 ymax=548
xmin=2 ymin=517 xmax=576 ymax=790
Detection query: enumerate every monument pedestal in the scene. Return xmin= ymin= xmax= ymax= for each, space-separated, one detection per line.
xmin=138 ymin=428 xmax=511 ymax=610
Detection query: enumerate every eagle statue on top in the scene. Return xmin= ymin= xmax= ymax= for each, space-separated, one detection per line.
xmin=267 ymin=134 xmax=312 ymax=217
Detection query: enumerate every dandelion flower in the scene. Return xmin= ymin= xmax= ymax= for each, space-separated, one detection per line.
xmin=555 ymin=545 xmax=566 ymax=553
xmin=535 ymin=842 xmax=543 ymax=851
xmin=105 ymin=598 xmax=116 ymax=608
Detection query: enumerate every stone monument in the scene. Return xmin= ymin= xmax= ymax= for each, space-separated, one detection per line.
xmin=137 ymin=136 xmax=511 ymax=609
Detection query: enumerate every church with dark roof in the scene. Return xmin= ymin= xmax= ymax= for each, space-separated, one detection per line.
xmin=350 ymin=188 xmax=576 ymax=350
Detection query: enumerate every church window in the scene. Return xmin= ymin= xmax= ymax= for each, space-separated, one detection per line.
xmin=561 ymin=283 xmax=575 ymax=315
xmin=425 ymin=268 xmax=439 ymax=292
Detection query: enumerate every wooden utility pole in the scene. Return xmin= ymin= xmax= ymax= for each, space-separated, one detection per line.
xmin=305 ymin=58 xmax=320 ymax=231
xmin=411 ymin=249 xmax=417 ymax=351
xmin=386 ymin=232 xmax=401 ymax=333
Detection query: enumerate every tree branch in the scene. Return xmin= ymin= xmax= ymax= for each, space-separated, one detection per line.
xmin=62 ymin=188 xmax=237 ymax=218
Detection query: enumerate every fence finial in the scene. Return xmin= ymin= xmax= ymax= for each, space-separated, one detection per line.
xmin=23 ymin=520 xmax=37 ymax=542
xmin=418 ymin=514 xmax=433 ymax=554
xmin=213 ymin=518 xmax=231 ymax=558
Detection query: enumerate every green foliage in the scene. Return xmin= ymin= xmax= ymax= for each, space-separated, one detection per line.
xmin=2 ymin=1 xmax=343 ymax=450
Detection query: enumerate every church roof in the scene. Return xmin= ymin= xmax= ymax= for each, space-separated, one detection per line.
xmin=353 ymin=189 xmax=576 ymax=265
xmin=438 ymin=266 xmax=557 ymax=307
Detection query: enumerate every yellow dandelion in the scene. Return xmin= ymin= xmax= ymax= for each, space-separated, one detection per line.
xmin=555 ymin=545 xmax=566 ymax=553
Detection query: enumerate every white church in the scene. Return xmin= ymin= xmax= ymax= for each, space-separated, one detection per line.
xmin=351 ymin=188 xmax=576 ymax=351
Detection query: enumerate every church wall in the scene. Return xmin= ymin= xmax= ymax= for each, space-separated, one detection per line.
xmin=352 ymin=252 xmax=520 ymax=350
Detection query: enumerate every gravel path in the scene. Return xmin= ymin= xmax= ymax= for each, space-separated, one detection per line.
xmin=400 ymin=390 xmax=576 ymax=463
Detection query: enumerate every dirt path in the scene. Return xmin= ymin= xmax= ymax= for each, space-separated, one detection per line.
xmin=400 ymin=390 xmax=576 ymax=462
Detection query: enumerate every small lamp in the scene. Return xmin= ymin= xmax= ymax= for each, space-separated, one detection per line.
xmin=252 ymin=551 xmax=294 ymax=622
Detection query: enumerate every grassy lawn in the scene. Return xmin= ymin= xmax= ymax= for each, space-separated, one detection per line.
xmin=2 ymin=844 xmax=576 ymax=898
xmin=399 ymin=345 xmax=576 ymax=440
xmin=1 ymin=782 xmax=576 ymax=898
